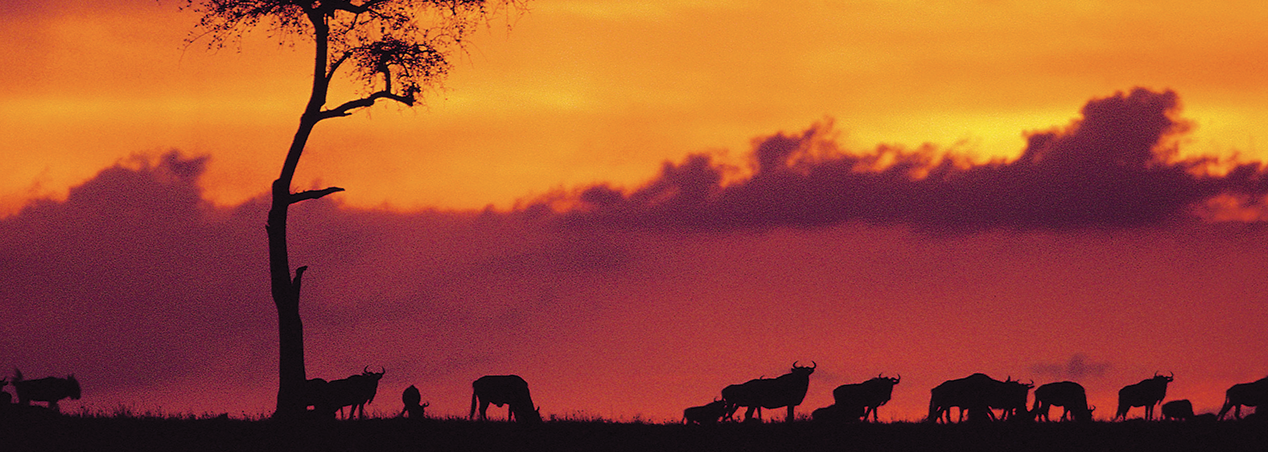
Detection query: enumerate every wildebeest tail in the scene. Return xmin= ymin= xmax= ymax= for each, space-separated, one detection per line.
xmin=469 ymin=387 xmax=478 ymax=419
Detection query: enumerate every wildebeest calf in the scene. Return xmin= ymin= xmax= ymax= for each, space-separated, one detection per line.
xmin=683 ymin=400 xmax=728 ymax=425
xmin=12 ymin=369 xmax=81 ymax=412
xmin=1162 ymin=399 xmax=1194 ymax=421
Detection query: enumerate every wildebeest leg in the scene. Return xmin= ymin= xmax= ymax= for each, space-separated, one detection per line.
xmin=787 ymin=406 xmax=795 ymax=423
xmin=479 ymin=400 xmax=490 ymax=420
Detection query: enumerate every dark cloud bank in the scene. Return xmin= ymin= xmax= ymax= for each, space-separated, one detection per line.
xmin=540 ymin=88 xmax=1268 ymax=232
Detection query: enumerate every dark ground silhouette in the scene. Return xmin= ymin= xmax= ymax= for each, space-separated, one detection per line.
xmin=1 ymin=413 xmax=1265 ymax=452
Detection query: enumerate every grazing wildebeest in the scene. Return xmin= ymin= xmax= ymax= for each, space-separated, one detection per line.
xmin=470 ymin=375 xmax=541 ymax=423
xmin=1113 ymin=372 xmax=1173 ymax=421
xmin=401 ymin=385 xmax=428 ymax=419
xmin=1217 ymin=376 xmax=1268 ymax=420
xmin=11 ymin=369 xmax=81 ymax=412
xmin=928 ymin=374 xmax=1030 ymax=423
xmin=304 ymin=367 xmax=386 ymax=419
xmin=683 ymin=399 xmax=729 ymax=425
xmin=722 ymin=361 xmax=816 ymax=423
xmin=1032 ymin=381 xmax=1094 ymax=422
xmin=832 ymin=374 xmax=900 ymax=422
xmin=1162 ymin=399 xmax=1194 ymax=421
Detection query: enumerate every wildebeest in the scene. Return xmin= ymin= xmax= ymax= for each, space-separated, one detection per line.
xmin=1113 ymin=372 xmax=1173 ymax=421
xmin=683 ymin=399 xmax=729 ymax=425
xmin=470 ymin=375 xmax=541 ymax=423
xmin=1161 ymin=399 xmax=1194 ymax=421
xmin=401 ymin=385 xmax=428 ymax=419
xmin=832 ymin=374 xmax=900 ymax=422
xmin=305 ymin=367 xmax=386 ymax=419
xmin=12 ymin=369 xmax=81 ymax=411
xmin=722 ymin=361 xmax=816 ymax=423
xmin=1217 ymin=376 xmax=1268 ymax=420
xmin=1032 ymin=381 xmax=1095 ymax=422
xmin=928 ymin=374 xmax=1031 ymax=423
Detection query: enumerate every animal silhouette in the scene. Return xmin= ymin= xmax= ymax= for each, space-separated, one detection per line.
xmin=1217 ymin=376 xmax=1268 ymax=420
xmin=682 ymin=399 xmax=729 ymax=425
xmin=1113 ymin=372 xmax=1173 ymax=421
xmin=400 ymin=385 xmax=428 ymax=419
xmin=1032 ymin=381 xmax=1095 ymax=422
xmin=303 ymin=367 xmax=386 ymax=419
xmin=928 ymin=373 xmax=1030 ymax=423
xmin=811 ymin=403 xmax=865 ymax=423
xmin=11 ymin=369 xmax=81 ymax=411
xmin=470 ymin=375 xmax=541 ymax=423
xmin=0 ymin=377 xmax=10 ymax=405
xmin=832 ymin=374 xmax=900 ymax=422
xmin=1161 ymin=399 xmax=1194 ymax=421
xmin=722 ymin=361 xmax=816 ymax=423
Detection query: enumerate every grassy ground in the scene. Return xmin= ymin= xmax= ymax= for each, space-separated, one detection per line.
xmin=2 ymin=409 xmax=1265 ymax=452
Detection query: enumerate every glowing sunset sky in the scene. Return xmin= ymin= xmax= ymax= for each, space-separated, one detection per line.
xmin=2 ymin=0 xmax=1267 ymax=422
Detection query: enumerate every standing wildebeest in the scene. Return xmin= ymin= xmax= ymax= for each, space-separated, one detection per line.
xmin=305 ymin=367 xmax=386 ymax=419
xmin=12 ymin=369 xmax=81 ymax=412
xmin=683 ymin=399 xmax=729 ymax=425
xmin=1162 ymin=399 xmax=1194 ymax=421
xmin=832 ymin=374 xmax=900 ymax=422
xmin=400 ymin=385 xmax=428 ymax=419
xmin=1032 ymin=381 xmax=1094 ymax=422
xmin=1114 ymin=372 xmax=1173 ymax=421
xmin=1217 ymin=376 xmax=1268 ymax=420
xmin=928 ymin=374 xmax=1030 ymax=423
xmin=722 ymin=361 xmax=816 ymax=423
xmin=470 ymin=375 xmax=541 ymax=423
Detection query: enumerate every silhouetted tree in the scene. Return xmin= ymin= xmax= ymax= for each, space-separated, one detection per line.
xmin=182 ymin=0 xmax=523 ymax=419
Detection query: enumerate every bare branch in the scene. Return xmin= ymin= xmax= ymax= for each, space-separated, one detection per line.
xmin=288 ymin=186 xmax=346 ymax=204
xmin=317 ymin=91 xmax=415 ymax=119
xmin=292 ymin=265 xmax=308 ymax=297
xmin=328 ymin=51 xmax=352 ymax=82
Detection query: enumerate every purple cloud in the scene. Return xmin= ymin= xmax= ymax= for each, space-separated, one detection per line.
xmin=544 ymin=88 xmax=1268 ymax=232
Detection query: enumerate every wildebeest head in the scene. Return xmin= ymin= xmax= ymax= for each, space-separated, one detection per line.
xmin=359 ymin=366 xmax=386 ymax=403
xmin=790 ymin=361 xmax=817 ymax=377
xmin=64 ymin=375 xmax=81 ymax=400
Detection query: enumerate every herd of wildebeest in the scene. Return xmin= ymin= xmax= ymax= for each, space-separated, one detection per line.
xmin=2 ymin=364 xmax=1267 ymax=425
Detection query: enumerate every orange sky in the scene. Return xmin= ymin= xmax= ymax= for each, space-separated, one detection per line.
xmin=3 ymin=1 xmax=1268 ymax=422
xmin=5 ymin=1 xmax=1268 ymax=215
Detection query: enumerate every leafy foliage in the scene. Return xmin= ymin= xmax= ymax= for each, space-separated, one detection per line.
xmin=182 ymin=0 xmax=517 ymax=106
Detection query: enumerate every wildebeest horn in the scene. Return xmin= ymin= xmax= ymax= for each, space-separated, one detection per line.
xmin=810 ymin=361 xmax=817 ymax=369
xmin=365 ymin=365 xmax=371 ymax=374
xmin=895 ymin=374 xmax=901 ymax=383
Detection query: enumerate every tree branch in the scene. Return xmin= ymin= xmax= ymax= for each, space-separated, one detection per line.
xmin=288 ymin=186 xmax=345 ymax=204
xmin=327 ymin=51 xmax=352 ymax=82
xmin=292 ymin=265 xmax=308 ymax=297
xmin=317 ymin=90 xmax=415 ymax=119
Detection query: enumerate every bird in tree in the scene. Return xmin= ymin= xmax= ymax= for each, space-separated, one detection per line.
xmin=181 ymin=0 xmax=525 ymax=419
